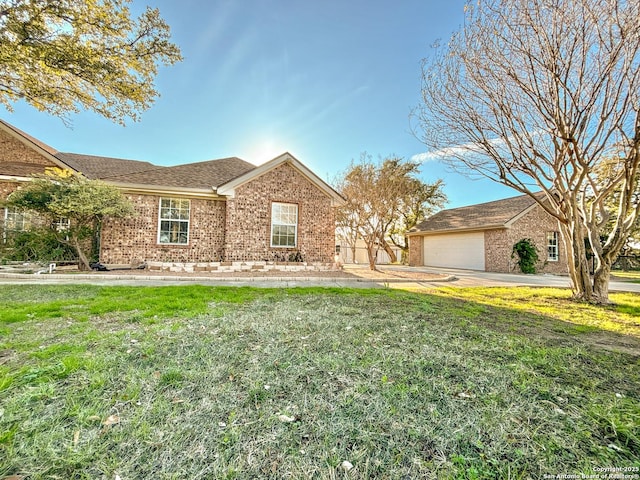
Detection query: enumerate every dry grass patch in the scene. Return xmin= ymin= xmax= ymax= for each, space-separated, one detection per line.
xmin=0 ymin=285 xmax=638 ymax=479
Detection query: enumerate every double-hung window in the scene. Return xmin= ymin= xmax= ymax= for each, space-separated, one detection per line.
xmin=547 ymin=231 xmax=559 ymax=261
xmin=271 ymin=202 xmax=298 ymax=247
xmin=158 ymin=198 xmax=190 ymax=245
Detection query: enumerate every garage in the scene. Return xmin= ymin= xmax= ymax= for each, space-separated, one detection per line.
xmin=423 ymin=231 xmax=485 ymax=270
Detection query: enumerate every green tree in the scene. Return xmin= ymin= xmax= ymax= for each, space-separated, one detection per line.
xmin=336 ymin=154 xmax=446 ymax=270
xmin=416 ymin=0 xmax=640 ymax=304
xmin=0 ymin=0 xmax=182 ymax=124
xmin=5 ymin=168 xmax=135 ymax=270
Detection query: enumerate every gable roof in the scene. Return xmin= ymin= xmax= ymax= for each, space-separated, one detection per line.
xmin=0 ymin=120 xmax=343 ymax=203
xmin=0 ymin=120 xmax=70 ymax=178
xmin=217 ymin=152 xmax=345 ymax=206
xmin=411 ymin=193 xmax=545 ymax=235
xmin=0 ymin=119 xmax=59 ymax=157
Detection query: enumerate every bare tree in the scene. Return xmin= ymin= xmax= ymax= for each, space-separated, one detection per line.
xmin=416 ymin=0 xmax=640 ymax=304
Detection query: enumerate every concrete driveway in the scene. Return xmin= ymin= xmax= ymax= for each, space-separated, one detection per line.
xmin=373 ymin=265 xmax=640 ymax=293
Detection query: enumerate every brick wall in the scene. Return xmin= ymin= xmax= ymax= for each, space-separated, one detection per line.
xmin=408 ymin=235 xmax=423 ymax=266
xmin=224 ymin=162 xmax=336 ymax=262
xmin=0 ymin=181 xmax=20 ymax=199
xmin=485 ymin=204 xmax=568 ymax=274
xmin=0 ymin=130 xmax=56 ymax=168
xmin=100 ymin=194 xmax=227 ymax=264
xmin=0 ymin=181 xmax=21 ymax=232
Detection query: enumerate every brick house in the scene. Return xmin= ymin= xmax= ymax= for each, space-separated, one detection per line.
xmin=407 ymin=193 xmax=568 ymax=274
xmin=0 ymin=120 xmax=344 ymax=269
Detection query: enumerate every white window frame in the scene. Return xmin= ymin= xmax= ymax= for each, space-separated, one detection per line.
xmin=158 ymin=198 xmax=190 ymax=245
xmin=53 ymin=217 xmax=70 ymax=231
xmin=270 ymin=202 xmax=298 ymax=248
xmin=4 ymin=206 xmax=32 ymax=232
xmin=547 ymin=231 xmax=559 ymax=262
xmin=3 ymin=207 xmax=33 ymax=243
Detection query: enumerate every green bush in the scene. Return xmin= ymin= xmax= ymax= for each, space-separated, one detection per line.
xmin=0 ymin=228 xmax=77 ymax=263
xmin=512 ymin=238 xmax=539 ymax=274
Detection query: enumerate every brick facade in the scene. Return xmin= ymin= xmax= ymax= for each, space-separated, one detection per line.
xmin=408 ymin=203 xmax=568 ymax=274
xmin=0 ymin=181 xmax=20 ymax=199
xmin=224 ymin=163 xmax=335 ymax=262
xmin=0 ymin=130 xmax=56 ymax=168
xmin=100 ymin=194 xmax=227 ymax=264
xmin=0 ymin=125 xmax=338 ymax=266
xmin=484 ymin=204 xmax=567 ymax=274
xmin=408 ymin=235 xmax=423 ymax=267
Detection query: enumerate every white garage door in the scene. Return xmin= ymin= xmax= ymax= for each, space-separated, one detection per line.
xmin=423 ymin=232 xmax=485 ymax=270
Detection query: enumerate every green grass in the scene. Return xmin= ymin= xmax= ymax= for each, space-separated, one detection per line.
xmin=612 ymin=270 xmax=640 ymax=284
xmin=1 ymin=285 xmax=639 ymax=479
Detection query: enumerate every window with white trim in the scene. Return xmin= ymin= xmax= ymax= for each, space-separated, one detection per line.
xmin=271 ymin=202 xmax=298 ymax=247
xmin=3 ymin=207 xmax=33 ymax=243
xmin=4 ymin=207 xmax=32 ymax=232
xmin=547 ymin=231 xmax=559 ymax=261
xmin=53 ymin=217 xmax=70 ymax=231
xmin=158 ymin=198 xmax=190 ymax=245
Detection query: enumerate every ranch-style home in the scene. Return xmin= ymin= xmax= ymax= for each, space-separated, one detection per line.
xmin=0 ymin=120 xmax=344 ymax=271
xmin=407 ymin=193 xmax=568 ymax=274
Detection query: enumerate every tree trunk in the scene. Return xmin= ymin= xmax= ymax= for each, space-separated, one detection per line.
xmin=72 ymin=235 xmax=92 ymax=271
xmin=562 ymin=223 xmax=613 ymax=304
xmin=592 ymin=262 xmax=611 ymax=305
xmin=379 ymin=237 xmax=397 ymax=264
xmin=562 ymin=223 xmax=595 ymax=302
xmin=364 ymin=241 xmax=377 ymax=271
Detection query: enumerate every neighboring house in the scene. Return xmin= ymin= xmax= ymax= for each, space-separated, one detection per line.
xmin=336 ymin=238 xmax=402 ymax=265
xmin=0 ymin=120 xmax=344 ymax=268
xmin=407 ymin=193 xmax=568 ymax=274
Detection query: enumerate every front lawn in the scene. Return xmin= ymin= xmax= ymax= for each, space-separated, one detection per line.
xmin=1 ymin=285 xmax=639 ymax=479
xmin=612 ymin=270 xmax=640 ymax=284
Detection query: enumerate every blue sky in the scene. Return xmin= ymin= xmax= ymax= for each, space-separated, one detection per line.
xmin=2 ymin=0 xmax=516 ymax=208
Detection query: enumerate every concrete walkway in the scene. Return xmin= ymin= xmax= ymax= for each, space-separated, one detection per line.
xmin=0 ymin=264 xmax=638 ymax=293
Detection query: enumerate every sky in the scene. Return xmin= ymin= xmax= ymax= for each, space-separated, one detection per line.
xmin=2 ymin=0 xmax=517 ymax=209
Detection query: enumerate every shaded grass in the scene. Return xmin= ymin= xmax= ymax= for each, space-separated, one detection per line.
xmin=0 ymin=285 xmax=639 ymax=479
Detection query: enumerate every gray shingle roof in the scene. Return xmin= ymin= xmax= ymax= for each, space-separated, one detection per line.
xmin=54 ymin=153 xmax=256 ymax=189
xmin=105 ymin=157 xmax=256 ymax=189
xmin=55 ymin=152 xmax=158 ymax=179
xmin=413 ymin=193 xmax=543 ymax=233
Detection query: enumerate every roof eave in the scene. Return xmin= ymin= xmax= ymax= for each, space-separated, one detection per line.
xmin=0 ymin=174 xmax=34 ymax=182
xmin=106 ymin=181 xmax=222 ymax=199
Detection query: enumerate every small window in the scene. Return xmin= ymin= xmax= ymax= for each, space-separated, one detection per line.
xmin=53 ymin=218 xmax=70 ymax=231
xmin=547 ymin=231 xmax=559 ymax=261
xmin=271 ymin=202 xmax=298 ymax=247
xmin=158 ymin=198 xmax=190 ymax=245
